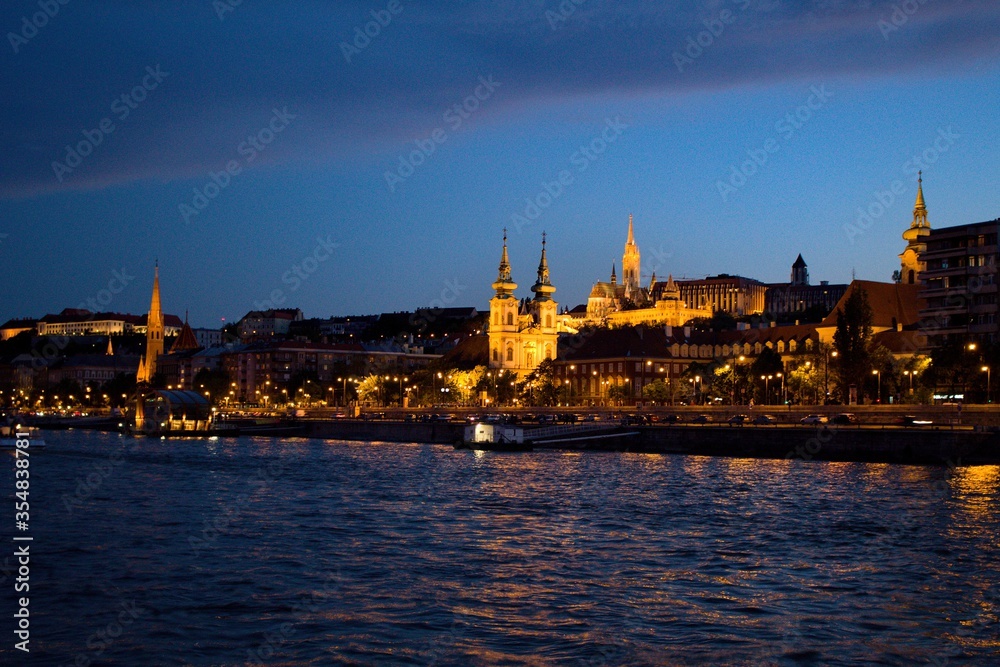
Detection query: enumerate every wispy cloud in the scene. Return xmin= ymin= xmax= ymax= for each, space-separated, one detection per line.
xmin=2 ymin=0 xmax=998 ymax=198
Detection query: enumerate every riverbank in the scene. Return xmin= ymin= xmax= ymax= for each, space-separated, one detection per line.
xmin=297 ymin=419 xmax=1000 ymax=466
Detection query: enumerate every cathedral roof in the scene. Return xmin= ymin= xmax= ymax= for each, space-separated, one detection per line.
xmin=589 ymin=282 xmax=626 ymax=299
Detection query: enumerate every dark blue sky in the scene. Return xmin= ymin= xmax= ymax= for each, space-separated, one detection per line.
xmin=2 ymin=0 xmax=999 ymax=328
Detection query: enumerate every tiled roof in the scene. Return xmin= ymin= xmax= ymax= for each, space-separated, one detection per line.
xmin=819 ymin=280 xmax=924 ymax=329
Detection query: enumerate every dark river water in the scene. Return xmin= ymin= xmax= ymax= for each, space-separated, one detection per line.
xmin=2 ymin=430 xmax=999 ymax=665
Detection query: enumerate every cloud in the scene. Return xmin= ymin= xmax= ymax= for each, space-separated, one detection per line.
xmin=2 ymin=0 xmax=998 ymax=198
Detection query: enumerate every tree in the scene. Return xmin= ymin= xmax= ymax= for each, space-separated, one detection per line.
xmin=642 ymin=379 xmax=671 ymax=404
xmin=833 ymin=287 xmax=873 ymax=403
xmin=787 ymin=362 xmax=822 ymax=405
xmin=193 ymin=368 xmax=230 ymax=406
xmin=518 ymin=359 xmax=561 ymax=406
xmin=355 ymin=374 xmax=387 ymax=406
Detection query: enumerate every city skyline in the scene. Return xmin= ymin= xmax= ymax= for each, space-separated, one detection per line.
xmin=2 ymin=2 xmax=999 ymax=328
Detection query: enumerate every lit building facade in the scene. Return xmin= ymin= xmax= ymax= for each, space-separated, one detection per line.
xmin=581 ymin=217 xmax=712 ymax=326
xmin=487 ymin=232 xmax=560 ymax=376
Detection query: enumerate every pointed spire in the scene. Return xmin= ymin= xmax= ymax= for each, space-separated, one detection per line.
xmin=536 ymin=232 xmax=550 ymax=284
xmin=911 ymin=171 xmax=929 ymax=228
xmin=106 ymin=336 xmax=114 ymax=356
xmin=627 ymin=213 xmax=635 ymax=245
xmin=492 ymin=228 xmax=517 ymax=297
xmin=611 ymin=263 xmax=617 ymax=284
xmin=531 ymin=232 xmax=556 ymax=302
xmin=149 ymin=263 xmax=162 ymax=323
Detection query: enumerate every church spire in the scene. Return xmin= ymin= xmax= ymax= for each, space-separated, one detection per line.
xmin=911 ymin=171 xmax=928 ymax=228
xmin=622 ymin=213 xmax=640 ymax=291
xmin=611 ymin=263 xmax=617 ymax=284
xmin=137 ymin=263 xmax=165 ymax=384
xmin=531 ymin=232 xmax=556 ymax=302
xmin=149 ymin=263 xmax=162 ymax=323
xmin=491 ymin=229 xmax=517 ymax=298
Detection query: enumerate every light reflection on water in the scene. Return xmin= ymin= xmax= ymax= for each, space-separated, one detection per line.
xmin=7 ymin=431 xmax=1000 ymax=665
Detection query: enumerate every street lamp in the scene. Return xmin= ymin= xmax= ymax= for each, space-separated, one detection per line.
xmin=824 ymin=348 xmax=838 ymax=403
xmin=872 ymin=369 xmax=881 ymax=404
xmin=982 ymin=365 xmax=991 ymax=403
xmin=776 ymin=372 xmax=784 ymax=405
xmin=903 ymin=370 xmax=915 ymax=395
xmin=761 ymin=375 xmax=772 ymax=405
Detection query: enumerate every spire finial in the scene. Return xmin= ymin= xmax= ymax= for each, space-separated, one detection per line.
xmin=912 ymin=172 xmax=928 ymax=228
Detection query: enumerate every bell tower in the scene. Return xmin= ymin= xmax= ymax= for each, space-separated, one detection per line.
xmin=489 ymin=230 xmax=520 ymax=370
xmin=622 ymin=214 xmax=640 ymax=292
xmin=899 ymin=172 xmax=931 ymax=285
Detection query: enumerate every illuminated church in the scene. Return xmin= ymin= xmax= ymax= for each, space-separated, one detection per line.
xmin=575 ymin=215 xmax=712 ymax=327
xmin=487 ymin=232 xmax=565 ymax=376
xmin=899 ymin=172 xmax=931 ymax=285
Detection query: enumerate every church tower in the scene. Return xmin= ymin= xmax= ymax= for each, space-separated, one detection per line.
xmin=489 ymin=230 xmax=520 ymax=370
xmin=137 ymin=263 xmax=164 ymax=384
xmin=899 ymin=172 xmax=931 ymax=285
xmin=530 ymin=232 xmax=558 ymax=333
xmin=791 ymin=254 xmax=809 ymax=286
xmin=622 ymin=214 xmax=640 ymax=292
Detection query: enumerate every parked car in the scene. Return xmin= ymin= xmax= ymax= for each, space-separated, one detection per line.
xmin=800 ymin=414 xmax=828 ymax=425
xmin=752 ymin=414 xmax=777 ymax=425
xmin=432 ymin=414 xmax=454 ymax=423
xmin=727 ymin=414 xmax=748 ymax=425
xmin=583 ymin=414 xmax=602 ymax=422
xmin=831 ymin=413 xmax=859 ymax=425
xmin=538 ymin=414 xmax=557 ymax=424
xmin=621 ymin=414 xmax=648 ymax=426
xmin=661 ymin=414 xmax=680 ymax=424
xmin=691 ymin=414 xmax=711 ymax=424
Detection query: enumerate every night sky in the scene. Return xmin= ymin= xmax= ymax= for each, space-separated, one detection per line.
xmin=2 ymin=1 xmax=999 ymax=328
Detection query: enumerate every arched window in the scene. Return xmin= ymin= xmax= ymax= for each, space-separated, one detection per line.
xmin=544 ymin=344 xmax=552 ymax=360
xmin=908 ymin=270 xmax=915 ymax=284
xmin=492 ymin=348 xmax=499 ymax=362
xmin=506 ymin=346 xmax=514 ymax=362
xmin=506 ymin=312 xmax=514 ymax=326
xmin=545 ymin=314 xmax=552 ymax=328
